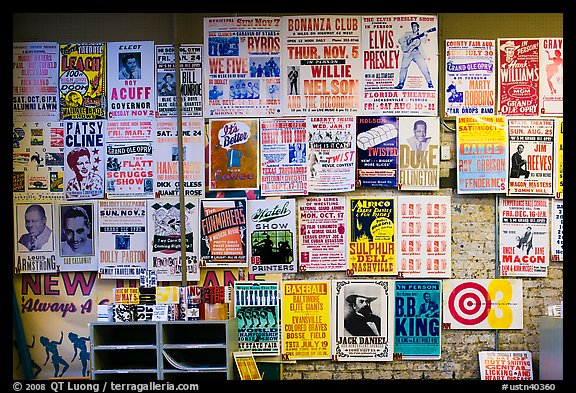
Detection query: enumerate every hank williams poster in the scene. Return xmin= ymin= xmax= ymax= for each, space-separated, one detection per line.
xmin=281 ymin=15 xmax=362 ymax=116
xmin=499 ymin=197 xmax=549 ymax=277
xmin=107 ymin=41 xmax=156 ymax=120
xmin=394 ymin=280 xmax=441 ymax=360
xmin=208 ymin=118 xmax=259 ymax=191
xmin=540 ymin=38 xmax=563 ymax=116
xmin=248 ymin=199 xmax=297 ymax=274
xmin=348 ymin=196 xmax=397 ymax=276
xmin=156 ymin=44 xmax=203 ymax=117
xmin=444 ymin=39 xmax=496 ymax=118
xmin=361 ymin=15 xmax=438 ymax=116
xmin=332 ymin=279 xmax=393 ymax=361
xmin=13 ymin=122 xmax=65 ymax=202
xmin=58 ymin=42 xmax=106 ymax=121
xmin=203 ymin=16 xmax=282 ymax=117
xmin=57 ymin=201 xmax=98 ymax=271
xmin=13 ymin=42 xmax=59 ymax=121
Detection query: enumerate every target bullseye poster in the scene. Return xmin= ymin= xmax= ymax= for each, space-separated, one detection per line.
xmin=442 ymin=279 xmax=523 ymax=329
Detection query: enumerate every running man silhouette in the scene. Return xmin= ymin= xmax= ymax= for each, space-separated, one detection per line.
xmin=68 ymin=332 xmax=90 ymax=377
xmin=40 ymin=332 xmax=69 ymax=377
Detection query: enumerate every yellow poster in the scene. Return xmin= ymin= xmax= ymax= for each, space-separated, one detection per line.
xmin=555 ymin=118 xmax=563 ymax=199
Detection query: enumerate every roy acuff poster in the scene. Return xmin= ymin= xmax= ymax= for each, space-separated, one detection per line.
xmin=442 ymin=278 xmax=523 ymax=330
xmin=13 ymin=42 xmax=59 ymax=121
xmin=63 ymin=120 xmax=105 ymax=200
xmin=539 ymin=38 xmax=563 ymax=117
xmin=282 ymin=280 xmax=331 ymax=360
xmin=499 ymin=197 xmax=550 ymax=277
xmin=107 ymin=41 xmax=156 ymax=120
xmin=147 ymin=198 xmax=200 ymax=282
xmin=97 ymin=199 xmax=148 ymax=279
xmin=397 ymin=195 xmax=451 ymax=278
xmin=248 ymin=198 xmax=297 ymax=275
xmin=298 ymin=196 xmax=347 ymax=272
xmin=199 ymin=198 xmax=247 ymax=268
xmin=331 ymin=279 xmax=393 ymax=361
xmin=281 ymin=15 xmax=362 ymax=116
xmin=347 ymin=196 xmax=396 ymax=276
xmin=356 ymin=115 xmax=399 ymax=188
xmin=58 ymin=42 xmax=106 ymax=121
xmin=394 ymin=280 xmax=441 ymax=360
xmin=13 ymin=122 xmax=65 ymax=202
xmin=361 ymin=15 xmax=438 ymax=116
xmin=14 ymin=202 xmax=58 ymax=274
xmin=479 ymin=351 xmax=533 ymax=380
xmin=507 ymin=117 xmax=555 ymax=197
xmin=57 ymin=201 xmax=98 ymax=272
xmin=398 ymin=116 xmax=440 ymax=191
xmin=234 ymin=281 xmax=280 ymax=355
xmin=260 ymin=117 xmax=308 ymax=196
xmin=208 ymin=118 xmax=259 ymax=191
xmin=105 ymin=141 xmax=154 ymax=199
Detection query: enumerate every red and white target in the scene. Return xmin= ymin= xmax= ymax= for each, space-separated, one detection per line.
xmin=448 ymin=282 xmax=491 ymax=325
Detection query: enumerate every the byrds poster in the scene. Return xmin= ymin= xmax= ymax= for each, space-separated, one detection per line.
xmin=444 ymin=39 xmax=496 ymax=118
xmin=208 ymin=119 xmax=259 ymax=191
xmin=507 ymin=118 xmax=555 ymax=197
xmin=499 ymin=197 xmax=549 ymax=277
xmin=248 ymin=199 xmax=297 ymax=274
xmin=14 ymin=202 xmax=58 ymax=274
xmin=260 ymin=117 xmax=308 ymax=196
xmin=156 ymin=44 xmax=203 ymax=118
xmin=397 ymin=195 xmax=451 ymax=278
xmin=13 ymin=42 xmax=59 ymax=121
xmin=554 ymin=118 xmax=563 ymax=199
xmin=307 ymin=116 xmax=356 ymax=193
xmin=281 ymin=15 xmax=362 ymax=116
xmin=147 ymin=198 xmax=200 ymax=282
xmin=200 ymin=198 xmax=247 ymax=267
xmin=298 ymin=196 xmax=347 ymax=272
xmin=398 ymin=117 xmax=440 ymax=191
xmin=442 ymin=279 xmax=523 ymax=330
xmin=13 ymin=122 xmax=65 ymax=202
xmin=456 ymin=115 xmax=508 ymax=194
xmin=154 ymin=117 xmax=205 ymax=198
xmin=107 ymin=41 xmax=156 ymax=120
xmin=97 ymin=199 xmax=148 ymax=279
xmin=479 ymin=351 xmax=533 ymax=380
xmin=540 ymin=38 xmax=563 ymax=116
xmin=551 ymin=199 xmax=563 ymax=262
xmin=57 ymin=201 xmax=98 ymax=272
xmin=394 ymin=280 xmax=441 ymax=360
xmin=105 ymin=141 xmax=154 ymax=199
xmin=332 ymin=279 xmax=394 ymax=361
xmin=58 ymin=42 xmax=106 ymax=120
xmin=356 ymin=115 xmax=399 ymax=188
xmin=63 ymin=120 xmax=105 ymax=200
xmin=361 ymin=15 xmax=438 ymax=116
xmin=203 ymin=16 xmax=282 ymax=117
xmin=282 ymin=280 xmax=331 ymax=360
xmin=234 ymin=281 xmax=280 ymax=355
xmin=348 ymin=196 xmax=396 ymax=276
xmin=497 ymin=38 xmax=540 ymax=116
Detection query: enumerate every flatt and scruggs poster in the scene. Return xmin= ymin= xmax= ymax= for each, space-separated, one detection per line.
xmin=107 ymin=41 xmax=156 ymax=120
xmin=281 ymin=15 xmax=362 ymax=115
xmin=507 ymin=118 xmax=555 ymax=197
xmin=298 ymin=196 xmax=347 ymax=272
xmin=13 ymin=42 xmax=59 ymax=121
xmin=13 ymin=122 xmax=65 ymax=202
xmin=203 ymin=16 xmax=282 ymax=118
xmin=208 ymin=119 xmax=259 ymax=191
xmin=332 ymin=279 xmax=394 ymax=361
xmin=105 ymin=141 xmax=154 ymax=199
xmin=499 ymin=197 xmax=549 ymax=277
xmin=97 ymin=199 xmax=148 ymax=279
xmin=260 ymin=117 xmax=308 ymax=196
xmin=361 ymin=15 xmax=438 ymax=116
xmin=540 ymin=38 xmax=563 ymax=116
xmin=398 ymin=117 xmax=440 ymax=191
xmin=348 ymin=196 xmax=397 ymax=276
xmin=306 ymin=116 xmax=356 ymax=193
xmin=63 ymin=120 xmax=105 ymax=200
xmin=248 ymin=199 xmax=297 ymax=275
xmin=58 ymin=42 xmax=106 ymax=121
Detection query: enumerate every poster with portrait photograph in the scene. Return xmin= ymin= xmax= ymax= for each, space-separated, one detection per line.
xmin=63 ymin=120 xmax=105 ymax=200
xmin=539 ymin=38 xmax=563 ymax=117
xmin=13 ymin=202 xmax=58 ymax=274
xmin=57 ymin=201 xmax=98 ymax=271
xmin=107 ymin=41 xmax=156 ymax=120
xmin=331 ymin=279 xmax=393 ymax=361
xmin=105 ymin=141 xmax=154 ymax=199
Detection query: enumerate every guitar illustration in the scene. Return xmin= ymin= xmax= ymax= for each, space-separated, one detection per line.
xmin=400 ymin=27 xmax=437 ymax=52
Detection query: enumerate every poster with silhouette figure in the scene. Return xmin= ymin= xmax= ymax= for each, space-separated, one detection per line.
xmin=539 ymin=38 xmax=563 ymax=116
